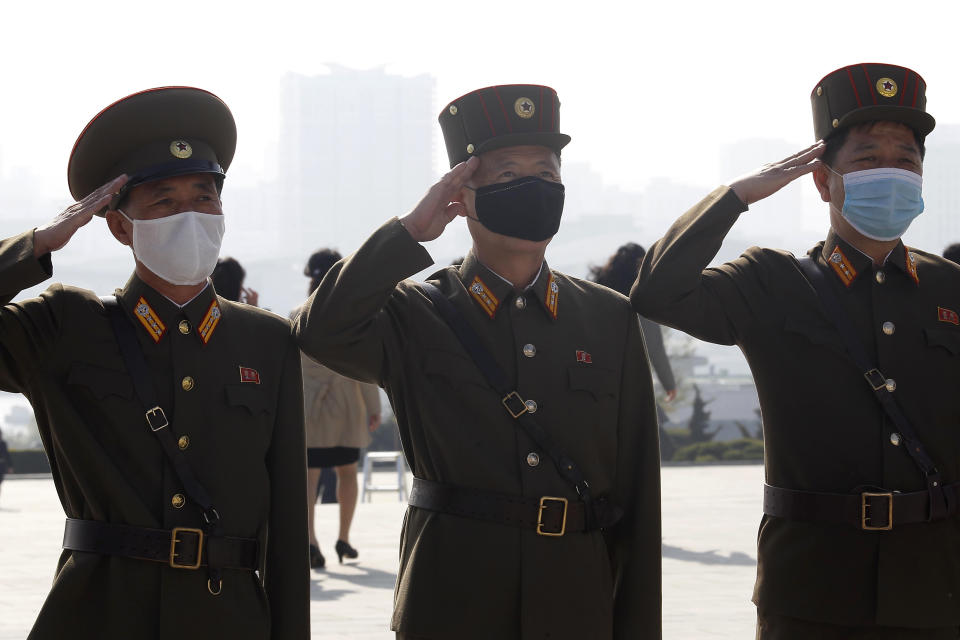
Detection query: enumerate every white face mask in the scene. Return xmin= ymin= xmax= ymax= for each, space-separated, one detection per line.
xmin=118 ymin=210 xmax=225 ymax=286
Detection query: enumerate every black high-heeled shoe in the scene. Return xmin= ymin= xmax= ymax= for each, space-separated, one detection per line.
xmin=335 ymin=539 xmax=358 ymax=564
xmin=309 ymin=544 xmax=326 ymax=570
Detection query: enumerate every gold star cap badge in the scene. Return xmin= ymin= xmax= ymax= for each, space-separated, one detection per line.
xmin=170 ymin=140 xmax=193 ymax=159
xmin=876 ymin=78 xmax=898 ymax=98
xmin=514 ymin=97 xmax=535 ymax=119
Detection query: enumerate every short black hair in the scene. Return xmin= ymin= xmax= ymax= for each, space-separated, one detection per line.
xmin=211 ymin=257 xmax=246 ymax=301
xmin=305 ymin=248 xmax=343 ymax=294
xmin=944 ymin=243 xmax=960 ymax=266
xmin=589 ymin=242 xmax=646 ymax=296
xmin=821 ymin=121 xmax=926 ymax=168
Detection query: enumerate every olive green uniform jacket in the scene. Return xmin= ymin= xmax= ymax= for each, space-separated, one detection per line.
xmin=293 ymin=219 xmax=661 ymax=639
xmin=0 ymin=230 xmax=310 ymax=639
xmin=632 ymin=187 xmax=960 ymax=628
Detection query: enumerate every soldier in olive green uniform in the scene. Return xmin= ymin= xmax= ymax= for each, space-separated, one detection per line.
xmin=294 ymin=85 xmax=661 ymax=639
xmin=633 ymin=63 xmax=960 ymax=638
xmin=0 ymin=88 xmax=309 ymax=639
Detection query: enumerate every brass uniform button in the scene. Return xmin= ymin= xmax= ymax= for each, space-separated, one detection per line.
xmin=171 ymin=493 xmax=185 ymax=509
xmin=875 ymin=271 xmax=886 ymax=284
xmin=181 ymin=376 xmax=195 ymax=391
xmin=882 ymin=321 xmax=895 ymax=335
xmin=885 ymin=379 xmax=897 ymax=392
xmin=515 ymin=296 xmax=526 ymax=310
xmin=178 ymin=435 xmax=190 ymax=450
xmin=832 ymin=118 xmax=840 ymax=128
xmin=816 ymin=86 xmax=823 ymax=97
xmin=522 ymin=344 xmax=537 ymax=358
xmin=449 ymin=105 xmax=458 ymax=115
xmin=524 ymin=399 xmax=538 ymax=413
xmin=466 ymin=143 xmax=475 ymax=154
xmin=526 ymin=452 xmax=540 ymax=467
xmin=178 ymin=320 xmax=191 ymax=334
xmin=890 ymin=433 xmax=902 ymax=446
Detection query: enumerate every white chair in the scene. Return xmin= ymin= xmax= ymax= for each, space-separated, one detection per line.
xmin=360 ymin=450 xmax=407 ymax=502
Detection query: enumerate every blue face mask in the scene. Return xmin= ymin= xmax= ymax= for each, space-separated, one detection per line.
xmin=830 ymin=167 xmax=924 ymax=241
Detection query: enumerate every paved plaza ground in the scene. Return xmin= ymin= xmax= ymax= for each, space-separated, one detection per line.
xmin=0 ymin=464 xmax=764 ymax=639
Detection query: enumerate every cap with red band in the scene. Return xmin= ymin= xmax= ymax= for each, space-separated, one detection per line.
xmin=438 ymin=84 xmax=571 ymax=168
xmin=811 ymin=63 xmax=936 ymax=141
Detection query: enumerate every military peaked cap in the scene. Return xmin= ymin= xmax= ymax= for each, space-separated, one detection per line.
xmin=439 ymin=84 xmax=571 ymax=168
xmin=68 ymin=87 xmax=236 ymax=213
xmin=811 ymin=63 xmax=935 ymax=141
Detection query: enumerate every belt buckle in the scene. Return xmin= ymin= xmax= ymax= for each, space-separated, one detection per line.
xmin=502 ymin=391 xmax=528 ymax=419
xmin=864 ymin=369 xmax=887 ymax=391
xmin=537 ymin=496 xmax=568 ymax=537
xmin=146 ymin=407 xmax=169 ymax=432
xmin=169 ymin=527 xmax=204 ymax=569
xmin=861 ymin=492 xmax=893 ymax=531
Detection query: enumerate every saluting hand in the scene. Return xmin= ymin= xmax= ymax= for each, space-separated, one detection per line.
xmin=400 ymin=157 xmax=479 ymax=242
xmin=34 ymin=174 xmax=129 ymax=257
xmin=728 ymin=141 xmax=825 ymax=206
xmin=240 ymin=287 xmax=259 ymax=307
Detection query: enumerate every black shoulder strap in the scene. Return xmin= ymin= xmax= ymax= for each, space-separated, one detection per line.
xmin=101 ymin=296 xmax=222 ymax=532
xmin=796 ymin=258 xmax=951 ymax=518
xmin=420 ymin=282 xmax=593 ymax=505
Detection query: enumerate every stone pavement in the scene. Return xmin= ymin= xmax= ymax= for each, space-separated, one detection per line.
xmin=0 ymin=464 xmax=764 ymax=639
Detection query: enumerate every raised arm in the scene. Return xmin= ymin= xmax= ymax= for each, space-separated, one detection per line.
xmin=292 ymin=159 xmax=478 ymax=383
xmin=631 ymin=143 xmax=824 ymax=346
xmin=0 ymin=175 xmax=127 ymax=392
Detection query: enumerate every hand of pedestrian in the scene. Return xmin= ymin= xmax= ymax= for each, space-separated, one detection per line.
xmin=664 ymin=388 xmax=677 ymax=403
xmin=728 ymin=141 xmax=825 ymax=206
xmin=241 ymin=287 xmax=259 ymax=307
xmin=399 ymin=157 xmax=479 ymax=242
xmin=34 ymin=174 xmax=128 ymax=257
xmin=368 ymin=413 xmax=381 ymax=432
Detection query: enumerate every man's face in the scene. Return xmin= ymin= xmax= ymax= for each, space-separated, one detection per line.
xmin=460 ymin=145 xmax=561 ymax=253
xmin=106 ymin=173 xmax=222 ymax=247
xmin=121 ymin=173 xmax=222 ymax=220
xmin=815 ymin=121 xmax=923 ymax=231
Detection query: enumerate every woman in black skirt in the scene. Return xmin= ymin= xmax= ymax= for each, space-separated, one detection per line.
xmin=293 ymin=249 xmax=381 ymax=569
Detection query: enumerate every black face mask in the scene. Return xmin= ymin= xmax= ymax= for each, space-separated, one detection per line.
xmin=471 ymin=176 xmax=565 ymax=242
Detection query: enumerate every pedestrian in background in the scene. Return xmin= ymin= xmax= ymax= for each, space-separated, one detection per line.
xmin=293 ymin=249 xmax=381 ymax=569
xmin=943 ymin=243 xmax=960 ymax=266
xmin=590 ymin=242 xmax=678 ymax=458
xmin=211 ymin=256 xmax=258 ymax=305
xmin=0 ymin=428 xmax=11 ymax=502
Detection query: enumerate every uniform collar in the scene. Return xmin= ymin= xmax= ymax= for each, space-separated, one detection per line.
xmin=458 ymin=251 xmax=559 ymax=321
xmin=117 ymin=274 xmax=224 ymax=344
xmin=817 ymin=231 xmax=919 ymax=288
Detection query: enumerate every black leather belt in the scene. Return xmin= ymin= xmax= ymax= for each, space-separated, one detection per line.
xmin=63 ymin=518 xmax=259 ymax=570
xmin=408 ymin=478 xmax=621 ymax=537
xmin=763 ymin=483 xmax=960 ymax=531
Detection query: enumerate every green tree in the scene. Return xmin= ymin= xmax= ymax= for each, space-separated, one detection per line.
xmin=687 ymin=384 xmax=718 ymax=443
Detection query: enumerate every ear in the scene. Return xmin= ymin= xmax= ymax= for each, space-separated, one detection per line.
xmin=812 ymin=164 xmax=833 ymax=204
xmin=105 ymin=210 xmax=133 ymax=247
xmin=455 ymin=186 xmax=474 ymax=219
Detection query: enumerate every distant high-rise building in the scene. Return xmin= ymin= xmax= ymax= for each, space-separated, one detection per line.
xmin=280 ymin=66 xmax=436 ymax=257
xmin=904 ymin=124 xmax=960 ymax=254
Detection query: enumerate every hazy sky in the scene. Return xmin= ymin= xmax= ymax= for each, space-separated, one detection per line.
xmin=1 ymin=0 xmax=955 ymax=206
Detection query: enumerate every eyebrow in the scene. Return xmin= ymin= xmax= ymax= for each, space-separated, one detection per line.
xmin=490 ymin=159 xmax=558 ymax=170
xmin=850 ymin=142 xmax=919 ymax=154
xmin=147 ymin=180 xmax=216 ymax=196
